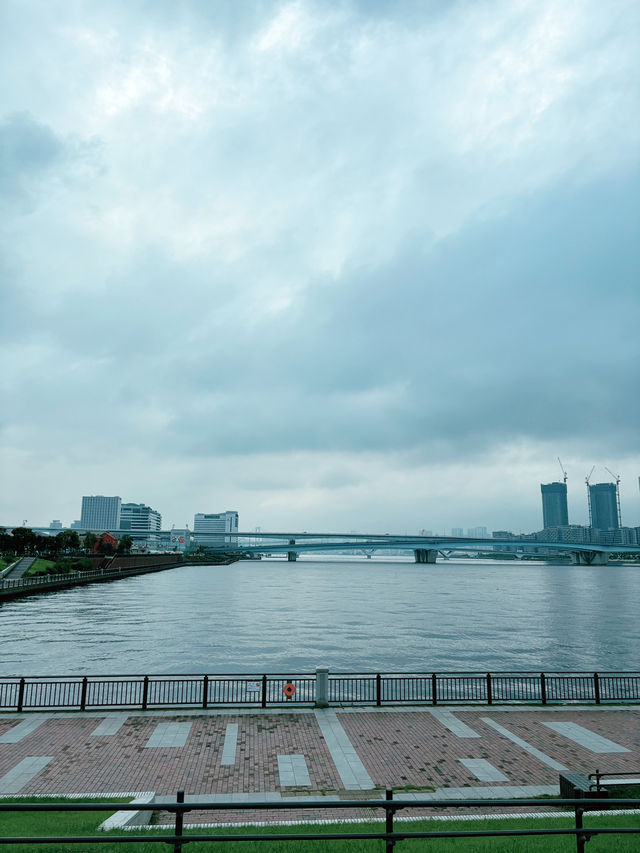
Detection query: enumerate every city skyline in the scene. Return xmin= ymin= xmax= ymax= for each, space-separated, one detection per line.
xmin=1 ymin=1 xmax=638 ymax=534
xmin=6 ymin=468 xmax=639 ymax=536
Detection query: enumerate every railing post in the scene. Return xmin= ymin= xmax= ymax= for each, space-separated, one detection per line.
xmin=80 ymin=676 xmax=88 ymax=711
xmin=142 ymin=675 xmax=149 ymax=711
xmin=17 ymin=677 xmax=25 ymax=713
xmin=376 ymin=673 xmax=382 ymax=707
xmin=486 ymin=672 xmax=492 ymax=705
xmin=385 ymin=787 xmax=395 ymax=852
xmin=174 ymin=789 xmax=185 ymax=853
xmin=261 ymin=674 xmax=267 ymax=709
xmin=202 ymin=675 xmax=208 ymax=710
xmin=315 ymin=667 xmax=329 ymax=708
xmin=593 ymin=672 xmax=600 ymax=705
xmin=540 ymin=672 xmax=547 ymax=705
xmin=432 ymin=673 xmax=437 ymax=705
xmin=573 ymin=786 xmax=586 ymax=853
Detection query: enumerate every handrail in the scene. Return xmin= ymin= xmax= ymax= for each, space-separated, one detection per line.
xmin=0 ymin=792 xmax=638 ymax=852
xmin=0 ymin=670 xmax=638 ymax=711
xmin=590 ymin=769 xmax=640 ymax=791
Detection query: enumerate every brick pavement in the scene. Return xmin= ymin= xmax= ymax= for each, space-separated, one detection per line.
xmin=0 ymin=705 xmax=638 ymax=824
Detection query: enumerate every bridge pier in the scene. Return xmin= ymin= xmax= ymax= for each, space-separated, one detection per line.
xmin=287 ymin=540 xmax=297 ymax=562
xmin=570 ymin=551 xmax=609 ymax=566
xmin=414 ymin=548 xmax=437 ymax=564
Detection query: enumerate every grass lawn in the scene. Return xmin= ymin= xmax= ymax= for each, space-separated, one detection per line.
xmin=0 ymin=557 xmax=16 ymax=572
xmin=24 ymin=559 xmax=57 ymax=575
xmin=1 ymin=803 xmax=638 ymax=852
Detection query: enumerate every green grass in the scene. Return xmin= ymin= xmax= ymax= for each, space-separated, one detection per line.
xmin=1 ymin=804 xmax=639 ymax=852
xmin=24 ymin=559 xmax=56 ymax=576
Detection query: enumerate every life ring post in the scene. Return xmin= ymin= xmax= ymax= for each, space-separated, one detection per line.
xmin=283 ymin=681 xmax=296 ymax=700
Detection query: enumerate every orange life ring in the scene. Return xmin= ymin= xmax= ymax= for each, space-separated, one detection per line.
xmin=283 ymin=682 xmax=296 ymax=698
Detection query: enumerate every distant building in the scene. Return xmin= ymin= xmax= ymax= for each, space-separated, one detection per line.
xmin=541 ymin=482 xmax=568 ymax=528
xmin=193 ymin=511 xmax=239 ymax=545
xmin=588 ymin=483 xmax=620 ymax=530
xmin=467 ymin=526 xmax=488 ymax=538
xmin=119 ymin=503 xmax=162 ymax=532
xmin=157 ymin=528 xmax=192 ymax=552
xmin=49 ymin=520 xmax=63 ymax=530
xmin=80 ymin=496 xmax=121 ymax=530
xmin=451 ymin=528 xmax=464 ymax=537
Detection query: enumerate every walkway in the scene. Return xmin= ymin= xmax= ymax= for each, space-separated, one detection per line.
xmin=0 ymin=705 xmax=638 ymax=823
xmin=1 ymin=557 xmax=35 ymax=580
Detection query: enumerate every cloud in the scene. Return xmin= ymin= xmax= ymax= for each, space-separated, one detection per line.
xmin=0 ymin=0 xmax=638 ymax=532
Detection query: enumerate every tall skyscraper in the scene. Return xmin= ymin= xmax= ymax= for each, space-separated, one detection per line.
xmin=588 ymin=483 xmax=620 ymax=530
xmin=541 ymin=482 xmax=568 ymax=528
xmin=80 ymin=496 xmax=121 ymax=530
xmin=119 ymin=503 xmax=162 ymax=532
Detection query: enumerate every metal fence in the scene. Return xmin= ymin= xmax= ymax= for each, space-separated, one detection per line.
xmin=0 ymin=671 xmax=638 ymax=712
xmin=1 ymin=791 xmax=638 ymax=852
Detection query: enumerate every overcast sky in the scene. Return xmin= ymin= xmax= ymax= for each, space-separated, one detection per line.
xmin=1 ymin=0 xmax=639 ymax=534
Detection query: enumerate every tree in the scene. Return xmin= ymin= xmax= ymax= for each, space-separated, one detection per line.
xmin=83 ymin=532 xmax=97 ymax=553
xmin=56 ymin=530 xmax=81 ymax=552
xmin=10 ymin=527 xmax=38 ymax=555
xmin=117 ymin=535 xmax=133 ymax=554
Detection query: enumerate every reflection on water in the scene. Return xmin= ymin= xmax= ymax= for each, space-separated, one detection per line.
xmin=1 ymin=559 xmax=638 ymax=674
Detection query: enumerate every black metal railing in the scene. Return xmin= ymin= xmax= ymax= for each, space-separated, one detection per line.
xmin=590 ymin=769 xmax=640 ymax=792
xmin=0 ymin=671 xmax=638 ymax=712
xmin=0 ymin=791 xmax=638 ymax=852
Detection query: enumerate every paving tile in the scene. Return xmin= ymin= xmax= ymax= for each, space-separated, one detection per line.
xmin=0 ymin=715 xmax=48 ymax=743
xmin=0 ymin=756 xmax=54 ymax=793
xmin=277 ymin=755 xmax=311 ymax=787
xmin=541 ymin=722 xmax=630 ymax=753
xmin=220 ymin=723 xmax=238 ymax=765
xmin=458 ymin=759 xmax=508 ymax=782
xmin=145 ymin=722 xmax=192 ymax=748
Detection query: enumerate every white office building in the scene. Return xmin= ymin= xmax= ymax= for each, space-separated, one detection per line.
xmin=80 ymin=496 xmax=121 ymax=531
xmin=193 ymin=511 xmax=239 ymax=546
xmin=119 ymin=503 xmax=162 ymax=532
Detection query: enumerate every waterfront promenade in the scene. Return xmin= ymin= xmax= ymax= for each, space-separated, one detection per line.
xmin=1 ymin=704 xmax=638 ymax=825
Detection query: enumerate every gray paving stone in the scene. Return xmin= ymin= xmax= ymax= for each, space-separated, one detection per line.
xmin=459 ymin=758 xmax=508 ymax=782
xmin=480 ymin=717 xmax=569 ymax=772
xmin=542 ymin=721 xmax=630 ymax=753
xmin=91 ymin=714 xmax=129 ymax=736
xmin=0 ymin=715 xmax=47 ymax=743
xmin=429 ymin=709 xmax=481 ymax=738
xmin=0 ymin=756 xmax=54 ymax=793
xmin=314 ymin=709 xmax=374 ymax=790
xmin=144 ymin=722 xmax=192 ymax=748
xmin=278 ymin=755 xmax=311 ymax=787
xmin=220 ymin=723 xmax=238 ymax=765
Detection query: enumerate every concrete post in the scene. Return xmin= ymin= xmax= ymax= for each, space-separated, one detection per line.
xmin=315 ymin=667 xmax=329 ymax=708
xmin=287 ymin=539 xmax=297 ymax=562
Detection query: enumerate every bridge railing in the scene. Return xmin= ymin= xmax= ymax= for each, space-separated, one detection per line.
xmin=0 ymin=670 xmax=638 ymax=712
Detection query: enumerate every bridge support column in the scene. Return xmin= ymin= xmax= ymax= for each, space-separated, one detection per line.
xmin=414 ymin=549 xmax=437 ymax=564
xmin=287 ymin=540 xmax=297 ymax=562
xmin=570 ymin=551 xmax=609 ymax=566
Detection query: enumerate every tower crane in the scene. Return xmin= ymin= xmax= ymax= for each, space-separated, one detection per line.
xmin=604 ymin=467 xmax=620 ymax=486
xmin=557 ymin=457 xmax=567 ymax=484
xmin=605 ymin=467 xmax=622 ymax=527
xmin=585 ymin=466 xmax=595 ymax=527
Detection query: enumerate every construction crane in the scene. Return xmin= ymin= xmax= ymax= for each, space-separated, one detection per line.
xmin=585 ymin=466 xmax=595 ymax=528
xmin=557 ymin=457 xmax=567 ymax=484
xmin=605 ymin=467 xmax=622 ymax=527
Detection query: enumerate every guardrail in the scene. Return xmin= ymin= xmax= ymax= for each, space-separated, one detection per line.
xmin=1 ymin=791 xmax=638 ymax=852
xmin=0 ymin=670 xmax=638 ymax=711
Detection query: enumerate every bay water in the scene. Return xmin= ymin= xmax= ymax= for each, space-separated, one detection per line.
xmin=1 ymin=557 xmax=638 ymax=675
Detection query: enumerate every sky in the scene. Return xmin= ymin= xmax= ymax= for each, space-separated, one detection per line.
xmin=1 ymin=0 xmax=639 ymax=535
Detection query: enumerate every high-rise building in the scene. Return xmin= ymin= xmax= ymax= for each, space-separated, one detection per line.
xmin=119 ymin=503 xmax=162 ymax=532
xmin=588 ymin=483 xmax=620 ymax=530
xmin=467 ymin=526 xmax=488 ymax=538
xmin=451 ymin=528 xmax=464 ymax=537
xmin=80 ymin=496 xmax=121 ymax=530
xmin=541 ymin=482 xmax=569 ymax=528
xmin=193 ymin=511 xmax=239 ymax=545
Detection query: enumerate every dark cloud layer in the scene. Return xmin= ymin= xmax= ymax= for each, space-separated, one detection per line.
xmin=1 ymin=0 xmax=638 ymax=530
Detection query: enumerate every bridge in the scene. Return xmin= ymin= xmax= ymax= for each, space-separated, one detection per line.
xmin=200 ymin=532 xmax=640 ymax=566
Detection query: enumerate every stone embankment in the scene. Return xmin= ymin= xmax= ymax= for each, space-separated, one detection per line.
xmin=0 ymin=555 xmax=182 ymax=601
